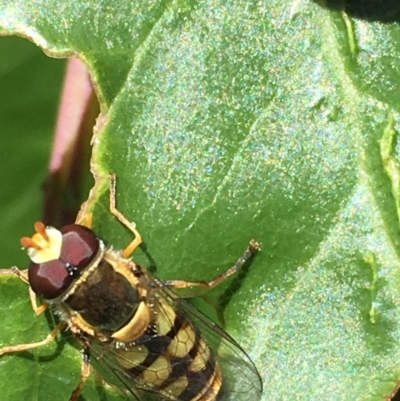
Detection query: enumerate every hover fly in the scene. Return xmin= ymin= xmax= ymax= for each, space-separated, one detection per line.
xmin=0 ymin=174 xmax=262 ymax=401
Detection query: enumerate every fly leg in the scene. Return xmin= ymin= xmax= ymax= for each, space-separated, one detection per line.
xmin=0 ymin=267 xmax=49 ymax=314
xmin=0 ymin=321 xmax=66 ymax=356
xmin=0 ymin=267 xmax=57 ymax=355
xmin=0 ymin=267 xmax=29 ymax=283
xmin=109 ymin=173 xmax=142 ymax=258
xmin=163 ymin=240 xmax=260 ymax=290
xmin=75 ymin=174 xmax=142 ymax=257
xmin=75 ymin=211 xmax=93 ymax=228
xmin=70 ymin=348 xmax=91 ymax=401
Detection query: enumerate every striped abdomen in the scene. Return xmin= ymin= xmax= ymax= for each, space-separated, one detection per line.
xmin=115 ymin=299 xmax=223 ymax=401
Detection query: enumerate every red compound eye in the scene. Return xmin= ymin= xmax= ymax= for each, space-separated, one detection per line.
xmin=60 ymin=224 xmax=99 ymax=269
xmin=28 ymin=224 xmax=100 ymax=300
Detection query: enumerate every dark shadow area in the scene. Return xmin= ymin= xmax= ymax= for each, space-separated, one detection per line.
xmin=217 ymin=256 xmax=255 ymax=312
xmin=315 ymin=0 xmax=400 ymax=22
xmin=139 ymin=241 xmax=158 ymax=275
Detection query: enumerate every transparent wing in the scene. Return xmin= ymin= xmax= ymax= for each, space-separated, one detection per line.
xmin=82 ymin=279 xmax=262 ymax=401
xmin=84 ymin=342 xmax=146 ymax=401
xmin=88 ymin=336 xmax=175 ymax=401
xmin=159 ymin=285 xmax=263 ymax=401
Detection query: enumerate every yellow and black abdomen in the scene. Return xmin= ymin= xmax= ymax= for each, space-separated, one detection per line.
xmin=115 ymin=298 xmax=223 ymax=401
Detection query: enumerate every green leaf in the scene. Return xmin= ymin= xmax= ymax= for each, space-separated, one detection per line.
xmin=1 ymin=1 xmax=400 ymax=401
